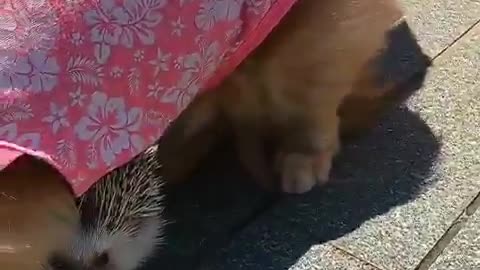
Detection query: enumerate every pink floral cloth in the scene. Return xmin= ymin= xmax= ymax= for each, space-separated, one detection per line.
xmin=0 ymin=0 xmax=296 ymax=196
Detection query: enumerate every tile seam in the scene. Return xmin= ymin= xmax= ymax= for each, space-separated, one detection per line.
xmin=414 ymin=191 xmax=480 ymax=270
xmin=431 ymin=18 xmax=480 ymax=61
xmin=331 ymin=243 xmax=387 ymax=270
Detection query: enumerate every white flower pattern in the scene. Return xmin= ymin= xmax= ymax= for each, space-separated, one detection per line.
xmin=133 ymin=50 xmax=145 ymax=62
xmin=147 ymin=81 xmax=166 ymax=99
xmin=170 ymin=17 xmax=186 ymax=36
xmin=42 ymin=103 xmax=70 ymax=134
xmin=71 ymin=32 xmax=85 ymax=46
xmin=149 ymin=48 xmax=172 ymax=77
xmin=70 ymin=87 xmax=88 ymax=107
xmin=110 ymin=66 xmax=124 ymax=78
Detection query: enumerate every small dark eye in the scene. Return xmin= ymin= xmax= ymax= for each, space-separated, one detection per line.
xmin=93 ymin=252 xmax=110 ymax=267
xmin=47 ymin=253 xmax=73 ymax=270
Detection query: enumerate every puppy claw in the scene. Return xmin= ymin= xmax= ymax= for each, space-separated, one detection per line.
xmin=313 ymin=153 xmax=333 ymax=186
xmin=280 ymin=153 xmax=316 ymax=194
xmin=279 ymin=152 xmax=333 ymax=194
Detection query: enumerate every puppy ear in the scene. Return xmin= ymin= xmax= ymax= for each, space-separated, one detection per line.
xmin=0 ymin=155 xmax=79 ymax=270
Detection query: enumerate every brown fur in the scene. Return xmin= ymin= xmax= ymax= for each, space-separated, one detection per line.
xmin=158 ymin=0 xmax=410 ymax=193
xmin=0 ymin=155 xmax=79 ymax=270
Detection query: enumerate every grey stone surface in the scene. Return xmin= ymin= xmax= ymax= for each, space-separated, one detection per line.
xmin=197 ymin=213 xmax=381 ymax=270
xmin=331 ymin=23 xmax=480 ymax=270
xmin=399 ymin=0 xmax=480 ymax=57
xmin=289 ymin=245 xmax=380 ymax=270
xmin=430 ymin=205 xmax=480 ymax=270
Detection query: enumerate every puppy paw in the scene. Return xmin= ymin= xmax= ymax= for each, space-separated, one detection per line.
xmin=312 ymin=152 xmax=333 ymax=187
xmin=278 ymin=152 xmax=333 ymax=194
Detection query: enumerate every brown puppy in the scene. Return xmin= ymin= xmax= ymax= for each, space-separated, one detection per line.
xmin=0 ymin=155 xmax=79 ymax=270
xmin=158 ymin=0 xmax=420 ymax=194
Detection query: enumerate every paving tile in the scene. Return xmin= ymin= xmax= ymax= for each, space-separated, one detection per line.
xmin=198 ymin=214 xmax=324 ymax=270
xmin=430 ymin=204 xmax=480 ymax=270
xmin=197 ymin=214 xmax=380 ymax=270
xmin=399 ymin=0 xmax=480 ymax=57
xmin=288 ymin=245 xmax=380 ymax=270
xmin=330 ymin=23 xmax=480 ymax=270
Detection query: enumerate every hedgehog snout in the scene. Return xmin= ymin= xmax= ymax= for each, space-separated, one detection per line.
xmin=47 ymin=144 xmax=166 ymax=270
xmin=46 ymin=216 xmax=163 ymax=270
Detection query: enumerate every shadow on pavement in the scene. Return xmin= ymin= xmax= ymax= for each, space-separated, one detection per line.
xmin=146 ymin=145 xmax=280 ymax=270
xmin=197 ymin=106 xmax=441 ymax=270
xmin=143 ymin=21 xmax=439 ymax=270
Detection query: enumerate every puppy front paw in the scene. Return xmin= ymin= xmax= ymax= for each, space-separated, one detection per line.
xmin=278 ymin=152 xmax=333 ymax=194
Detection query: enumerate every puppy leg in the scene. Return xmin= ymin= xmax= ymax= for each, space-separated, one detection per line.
xmin=277 ymin=108 xmax=341 ymax=194
xmin=233 ymin=124 xmax=277 ymax=191
xmin=157 ymin=93 xmax=224 ymax=184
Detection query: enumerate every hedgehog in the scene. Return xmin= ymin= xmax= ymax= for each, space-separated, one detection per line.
xmin=45 ymin=144 xmax=166 ymax=270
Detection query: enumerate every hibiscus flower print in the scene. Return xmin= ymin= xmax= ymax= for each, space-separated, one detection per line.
xmin=84 ymin=0 xmax=130 ymax=63
xmin=246 ymin=0 xmax=272 ymax=16
xmin=195 ymin=0 xmax=217 ymax=31
xmin=0 ymin=122 xmax=40 ymax=150
xmin=179 ymin=39 xmax=220 ymax=85
xmin=74 ymin=91 xmax=144 ymax=166
xmin=0 ymin=50 xmax=59 ymax=92
xmin=195 ymin=0 xmax=243 ymax=31
xmin=84 ymin=0 xmax=129 ymax=46
xmin=84 ymin=0 xmax=166 ymax=63
xmin=0 ymin=122 xmax=17 ymax=141
xmin=0 ymin=51 xmax=31 ymax=91
xmin=176 ymin=81 xmax=199 ymax=110
xmin=27 ymin=51 xmax=60 ymax=92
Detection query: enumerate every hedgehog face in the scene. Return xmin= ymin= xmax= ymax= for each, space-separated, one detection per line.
xmin=46 ymin=251 xmax=109 ymax=270
xmin=43 ymin=144 xmax=165 ymax=270
xmin=45 ymin=216 xmax=162 ymax=270
xmin=45 ymin=250 xmax=133 ymax=270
